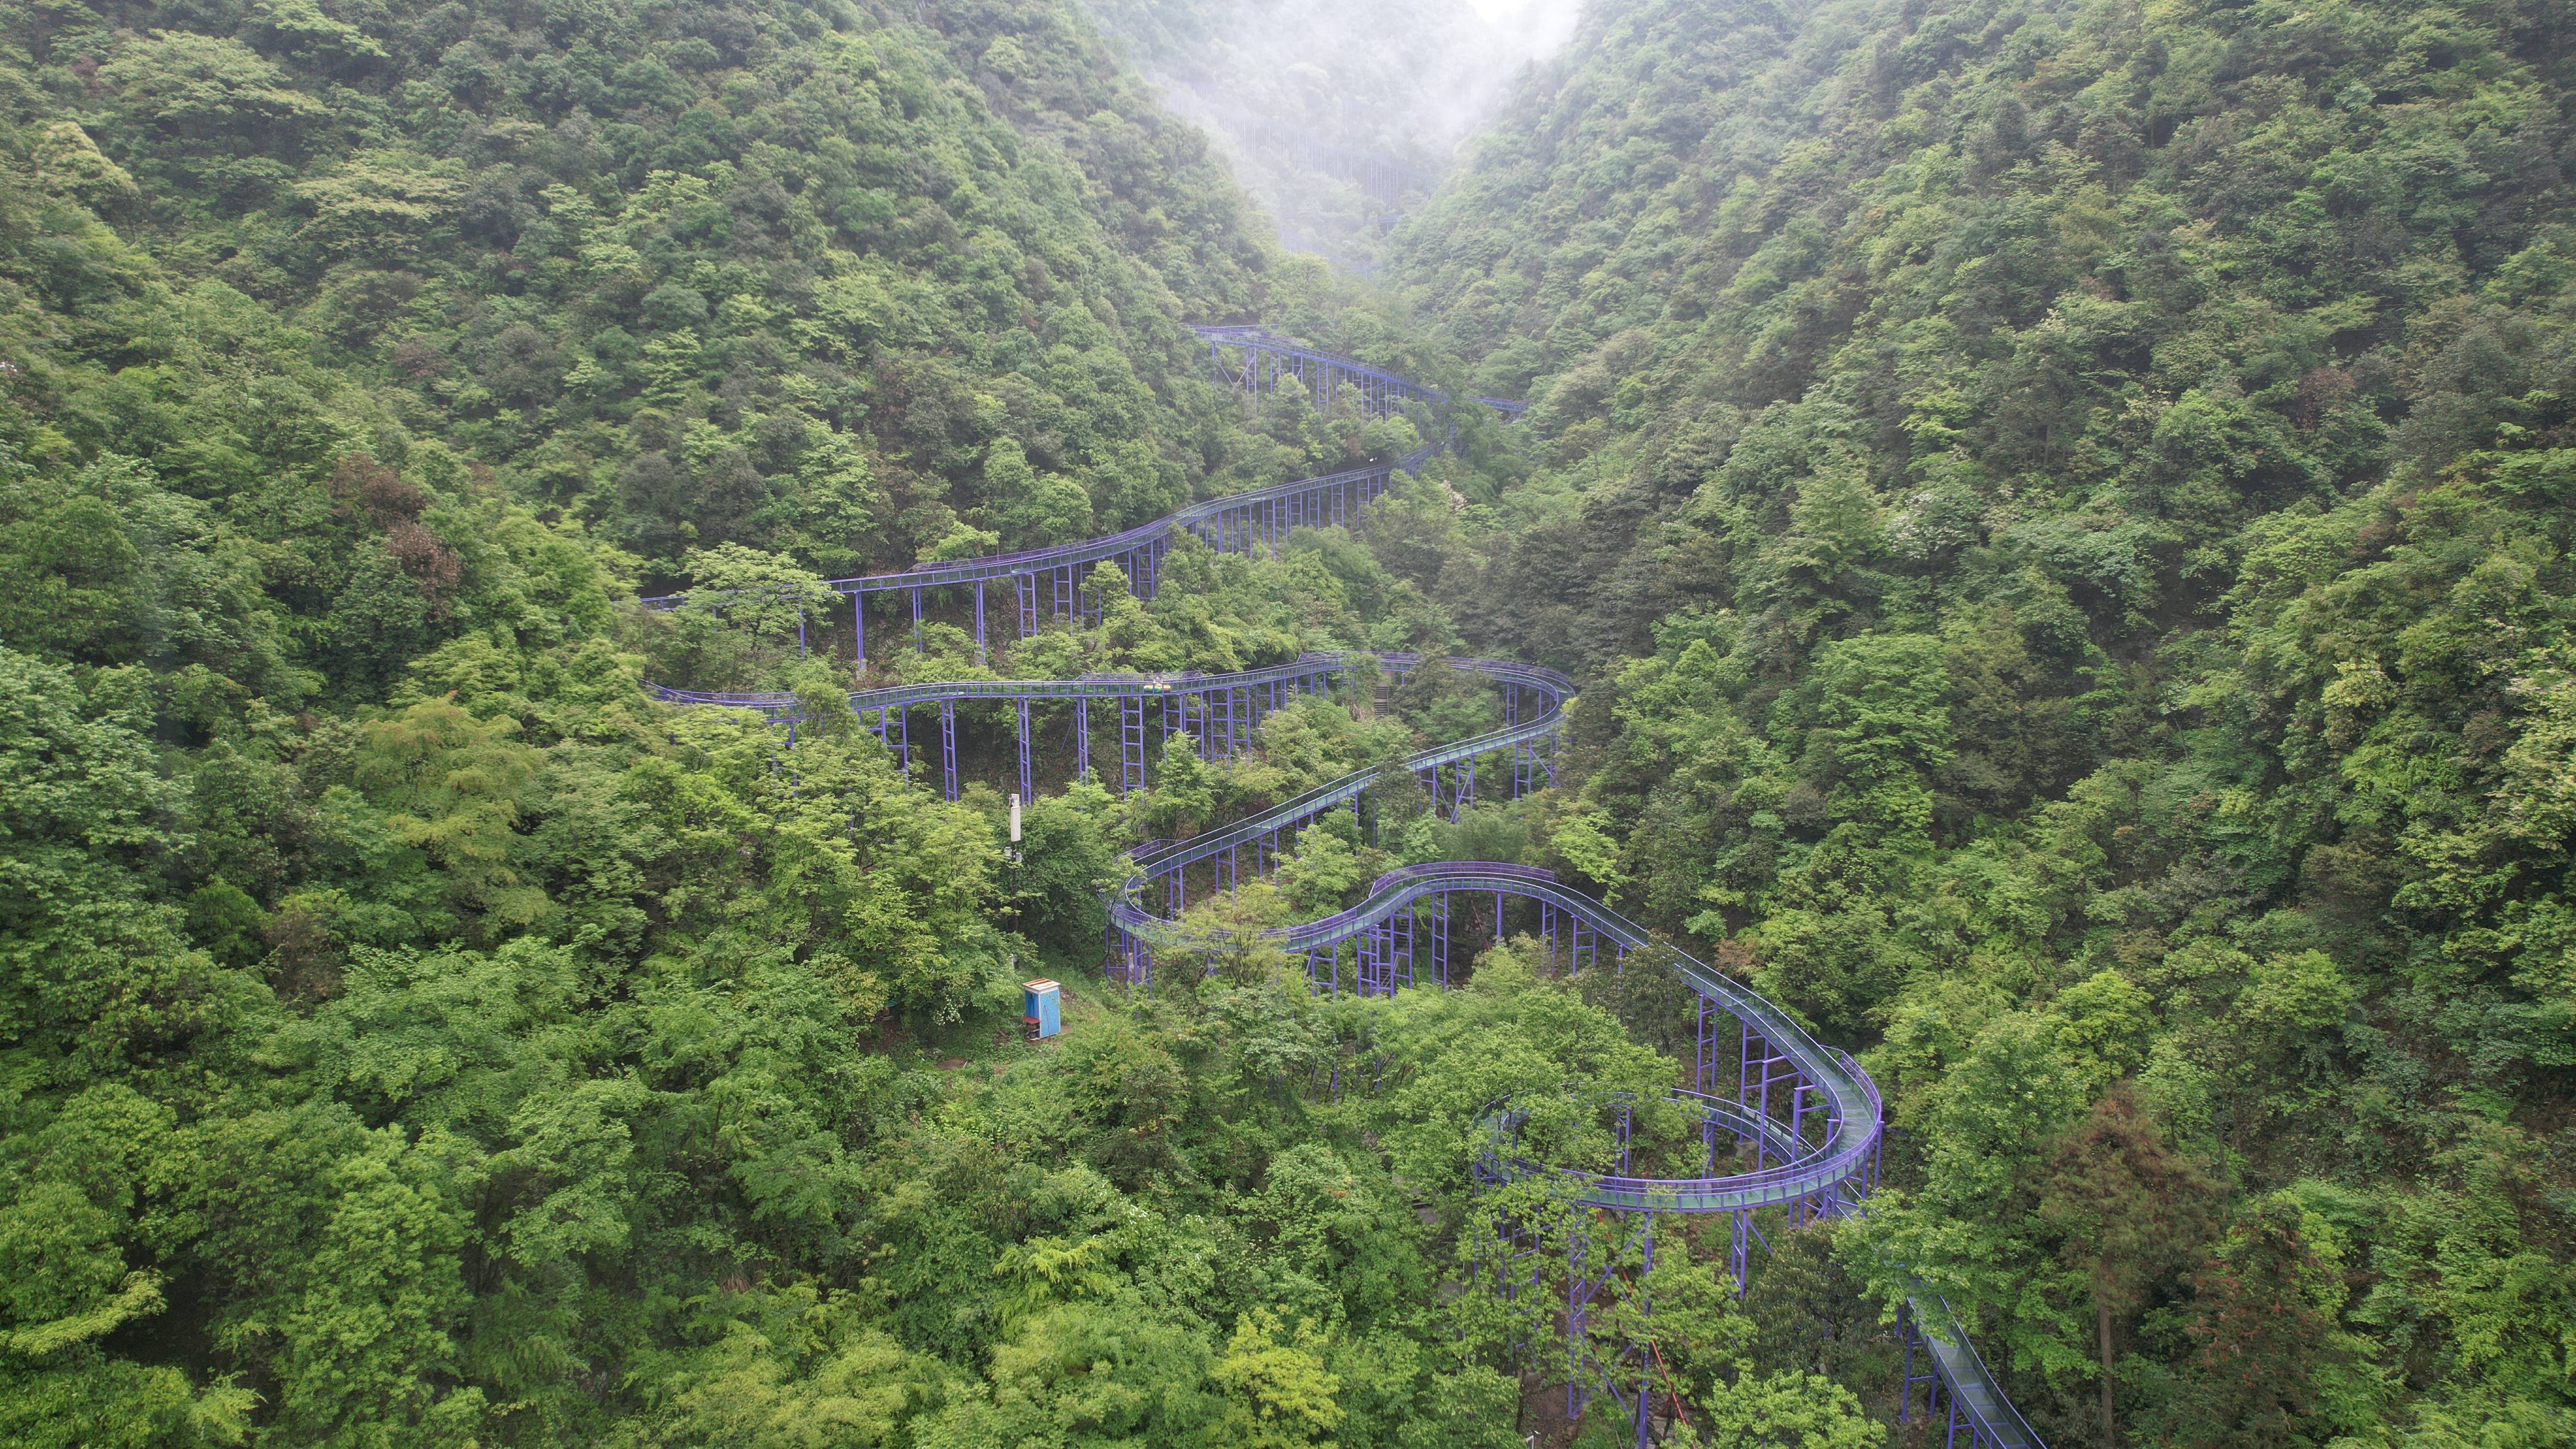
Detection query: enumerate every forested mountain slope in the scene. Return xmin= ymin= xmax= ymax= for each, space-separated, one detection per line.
xmin=7 ymin=0 xmax=1295 ymax=607
xmin=0 ymin=1 xmax=1546 ymax=1444
xmin=1385 ymin=0 xmax=2576 ymax=1441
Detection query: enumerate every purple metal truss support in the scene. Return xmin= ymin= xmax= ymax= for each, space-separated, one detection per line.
xmin=1430 ymin=893 xmax=1449 ymax=987
xmin=1393 ymin=908 xmax=1412 ymax=990
xmin=1017 ymin=574 xmax=1036 ymax=638
xmin=1729 ymin=1209 xmax=1770 ymax=1296
xmin=974 ymin=579 xmax=987 ymax=664
xmin=1634 ymin=1216 xmax=1657 ymax=1449
xmin=1571 ymin=914 xmax=1595 ymax=974
xmin=1457 ymin=755 xmax=1475 ymax=820
xmin=894 ymin=704 xmax=909 ymax=778
xmin=938 ymin=700 xmax=958 ymax=802
xmin=1075 ymin=697 xmax=1091 ymax=783
xmin=910 ymin=587 xmax=923 ymax=653
xmin=1168 ymin=867 xmax=1183 ymax=918
xmin=1121 ymin=695 xmax=1147 ymax=796
xmin=1016 ymin=699 xmax=1033 ymax=802
xmin=853 ymin=591 xmax=867 ymax=672
xmin=1900 ymin=1305 xmax=1946 ymax=1428
xmin=1739 ymin=1023 xmax=1798 ymax=1169
xmin=1567 ymin=1229 xmax=1589 ymax=1422
xmin=1695 ymin=996 xmax=1720 ymax=1094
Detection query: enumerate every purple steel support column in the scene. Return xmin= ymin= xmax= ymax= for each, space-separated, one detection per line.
xmin=1458 ymin=756 xmax=1475 ymax=820
xmin=1567 ymin=1230 xmax=1588 ymax=1421
xmin=910 ymin=587 xmax=922 ymax=653
xmin=1570 ymin=915 xmax=1594 ymax=974
xmin=1900 ymin=1307 xmax=1918 ymax=1421
xmin=1431 ymin=893 xmax=1449 ymax=987
xmin=853 ymin=591 xmax=867 ymax=673
xmin=895 ymin=704 xmax=909 ymax=778
xmin=1016 ymin=699 xmax=1033 ymax=802
xmin=1739 ymin=1020 xmax=1759 ymax=1165
xmin=1121 ymin=695 xmax=1146 ymax=795
xmin=1757 ymin=1038 xmax=1778 ymax=1169
xmin=1695 ymin=996 xmax=1718 ymax=1093
xmin=1075 ymin=696 xmax=1091 ymax=782
xmin=973 ymin=579 xmax=987 ymax=664
xmin=1394 ymin=908 xmax=1412 ymax=989
xmin=1167 ymin=866 xmax=1182 ymax=918
xmin=938 ymin=700 xmax=958 ymax=802
xmin=1018 ymin=574 xmax=1036 ymax=638
xmin=1632 ymin=1215 xmax=1656 ymax=1449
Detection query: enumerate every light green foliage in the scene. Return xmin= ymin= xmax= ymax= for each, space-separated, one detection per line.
xmin=1681 ymin=1370 xmax=1881 ymax=1449
xmin=1211 ymin=1308 xmax=1345 ymax=1449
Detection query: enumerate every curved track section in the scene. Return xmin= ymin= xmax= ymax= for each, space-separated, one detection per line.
xmin=639 ymin=331 xmax=2040 ymax=1449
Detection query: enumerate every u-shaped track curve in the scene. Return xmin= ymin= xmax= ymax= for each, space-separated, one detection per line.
xmin=638 ymin=331 xmax=2043 ymax=1449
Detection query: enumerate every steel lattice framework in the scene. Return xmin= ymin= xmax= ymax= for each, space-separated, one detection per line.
xmin=641 ymin=328 xmax=2043 ymax=1449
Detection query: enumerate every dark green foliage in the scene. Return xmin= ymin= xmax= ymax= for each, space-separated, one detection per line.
xmin=1389 ymin=0 xmax=2576 ymax=1440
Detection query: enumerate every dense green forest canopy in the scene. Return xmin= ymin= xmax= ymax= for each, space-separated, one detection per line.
xmin=1 ymin=0 xmax=2573 ymax=1444
xmin=1385 ymin=0 xmax=2576 ymax=1441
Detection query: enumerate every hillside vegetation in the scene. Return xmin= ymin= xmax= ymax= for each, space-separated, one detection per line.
xmin=0 ymin=0 xmax=1570 ymax=1445
xmin=1389 ymin=0 xmax=2576 ymax=1441
xmin=7 ymin=0 xmax=2575 ymax=1443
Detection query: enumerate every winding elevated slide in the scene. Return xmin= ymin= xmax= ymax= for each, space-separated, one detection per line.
xmin=643 ymin=327 xmax=2041 ymax=1449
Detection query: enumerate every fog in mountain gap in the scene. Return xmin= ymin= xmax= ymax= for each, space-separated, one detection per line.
xmin=1080 ymin=0 xmax=1586 ymax=269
